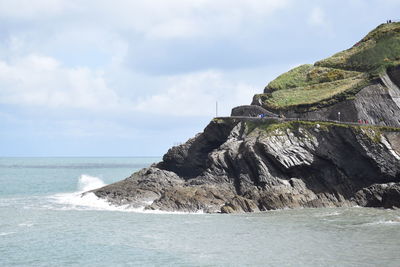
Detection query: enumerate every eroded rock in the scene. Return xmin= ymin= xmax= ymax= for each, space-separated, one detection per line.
xmin=90 ymin=119 xmax=400 ymax=213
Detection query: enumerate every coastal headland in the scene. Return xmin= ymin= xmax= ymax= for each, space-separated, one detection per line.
xmin=89 ymin=22 xmax=400 ymax=213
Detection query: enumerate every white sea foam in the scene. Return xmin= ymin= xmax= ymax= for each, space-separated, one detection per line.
xmin=77 ymin=174 xmax=106 ymax=191
xmin=0 ymin=232 xmax=16 ymax=236
xmin=48 ymin=174 xmax=130 ymax=211
xmin=363 ymin=218 xmax=400 ymax=226
xmin=315 ymin=211 xmax=341 ymax=217
xmin=18 ymin=222 xmax=34 ymax=227
xmin=47 ymin=174 xmax=202 ymax=214
xmin=50 ymin=191 xmax=132 ymax=211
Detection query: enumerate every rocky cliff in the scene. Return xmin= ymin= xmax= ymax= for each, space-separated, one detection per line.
xmin=92 ymin=119 xmax=400 ymax=213
xmin=89 ymin=23 xmax=400 ymax=213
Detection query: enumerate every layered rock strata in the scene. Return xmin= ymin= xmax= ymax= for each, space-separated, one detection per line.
xmin=91 ymin=119 xmax=400 ymax=213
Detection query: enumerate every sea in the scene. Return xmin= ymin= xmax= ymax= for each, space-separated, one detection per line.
xmin=1 ymin=157 xmax=400 ymax=267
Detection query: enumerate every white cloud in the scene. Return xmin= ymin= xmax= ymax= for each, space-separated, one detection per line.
xmin=0 ymin=0 xmax=73 ymax=19
xmin=0 ymin=0 xmax=291 ymax=39
xmin=0 ymin=54 xmax=123 ymax=111
xmin=0 ymin=54 xmax=261 ymax=117
xmin=139 ymin=0 xmax=291 ymax=39
xmin=308 ymin=7 xmax=327 ymax=26
xmin=134 ymin=70 xmax=258 ymax=116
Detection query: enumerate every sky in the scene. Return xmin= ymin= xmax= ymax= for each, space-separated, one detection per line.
xmin=0 ymin=0 xmax=399 ymax=156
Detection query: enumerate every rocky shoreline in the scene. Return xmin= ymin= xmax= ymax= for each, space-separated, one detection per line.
xmin=90 ymin=118 xmax=400 ymax=213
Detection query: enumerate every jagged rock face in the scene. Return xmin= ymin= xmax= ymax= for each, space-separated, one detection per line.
xmin=92 ymin=119 xmax=400 ymax=213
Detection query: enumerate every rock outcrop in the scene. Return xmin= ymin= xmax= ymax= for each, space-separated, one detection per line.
xmin=91 ymin=119 xmax=400 ymax=213
xmin=89 ymin=23 xmax=400 ymax=213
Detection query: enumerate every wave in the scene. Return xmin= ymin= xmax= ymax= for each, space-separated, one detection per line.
xmin=77 ymin=174 xmax=106 ymax=191
xmin=47 ymin=174 xmax=200 ymax=214
xmin=48 ymin=174 xmax=127 ymax=211
xmin=0 ymin=232 xmax=16 ymax=236
xmin=363 ymin=218 xmax=400 ymax=226
xmin=315 ymin=211 xmax=342 ymax=217
xmin=18 ymin=222 xmax=34 ymax=227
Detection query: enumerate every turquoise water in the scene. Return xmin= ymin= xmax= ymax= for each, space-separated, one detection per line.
xmin=1 ymin=158 xmax=400 ymax=266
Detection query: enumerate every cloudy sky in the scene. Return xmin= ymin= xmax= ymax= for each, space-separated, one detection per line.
xmin=0 ymin=0 xmax=399 ymax=156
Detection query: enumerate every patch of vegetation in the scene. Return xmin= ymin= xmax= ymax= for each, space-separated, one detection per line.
xmin=245 ymin=119 xmax=286 ymax=134
xmin=265 ymin=64 xmax=313 ymax=92
xmin=245 ymin=119 xmax=400 ymax=137
xmin=348 ymin=35 xmax=400 ymax=74
xmin=212 ymin=118 xmax=226 ymax=124
xmin=315 ymin=22 xmax=400 ymax=75
xmin=266 ymin=64 xmax=360 ymax=92
xmin=357 ymin=124 xmax=400 ymax=143
xmin=256 ymin=74 xmax=368 ymax=111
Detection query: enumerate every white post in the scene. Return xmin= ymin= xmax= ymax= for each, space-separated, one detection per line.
xmin=338 ymin=112 xmax=341 ymax=122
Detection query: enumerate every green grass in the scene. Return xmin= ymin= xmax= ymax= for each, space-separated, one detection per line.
xmin=245 ymin=120 xmax=400 ymax=138
xmin=315 ymin=22 xmax=400 ymax=74
xmin=265 ymin=64 xmax=313 ymax=91
xmin=348 ymin=35 xmax=400 ymax=74
xmin=256 ymin=22 xmax=400 ymax=111
xmin=256 ymin=74 xmax=368 ymax=111
xmin=245 ymin=120 xmax=350 ymax=136
xmin=266 ymin=64 xmax=360 ymax=92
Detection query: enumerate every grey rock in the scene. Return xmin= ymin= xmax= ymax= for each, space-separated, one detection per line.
xmin=231 ymin=105 xmax=278 ymax=118
xmin=90 ymin=118 xmax=400 ymax=213
xmin=354 ymin=183 xmax=400 ymax=208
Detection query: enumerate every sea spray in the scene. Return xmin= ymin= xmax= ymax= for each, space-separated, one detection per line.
xmin=77 ymin=174 xmax=106 ymax=192
xmin=48 ymin=174 xmax=122 ymax=211
xmin=46 ymin=174 xmax=204 ymax=213
xmin=47 ymin=174 xmax=142 ymax=212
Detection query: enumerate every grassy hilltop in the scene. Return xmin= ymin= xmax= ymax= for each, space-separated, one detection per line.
xmin=254 ymin=22 xmax=400 ymax=111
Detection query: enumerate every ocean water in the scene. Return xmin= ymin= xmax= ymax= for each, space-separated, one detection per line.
xmin=1 ymin=157 xmax=400 ymax=267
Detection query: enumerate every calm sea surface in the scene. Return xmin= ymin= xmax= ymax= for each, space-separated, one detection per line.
xmin=1 ymin=157 xmax=399 ymax=266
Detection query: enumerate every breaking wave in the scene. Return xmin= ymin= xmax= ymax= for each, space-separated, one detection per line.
xmin=48 ymin=174 xmax=131 ymax=211
xmin=77 ymin=174 xmax=106 ymax=192
xmin=47 ymin=174 xmax=197 ymax=214
xmin=363 ymin=218 xmax=400 ymax=226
